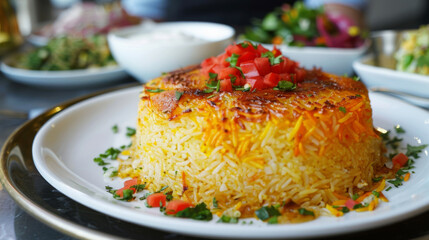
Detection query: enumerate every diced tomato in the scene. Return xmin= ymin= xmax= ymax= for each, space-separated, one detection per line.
xmin=213 ymin=64 xmax=226 ymax=74
xmin=225 ymin=44 xmax=246 ymax=56
xmin=124 ymin=178 xmax=138 ymax=189
xmin=254 ymin=57 xmax=271 ymax=76
xmin=218 ymin=67 xmax=240 ymax=80
xmin=282 ymin=58 xmax=296 ymax=73
xmin=272 ymin=46 xmax=282 ymax=57
xmin=295 ymin=68 xmax=306 ymax=82
xmin=146 ymin=193 xmax=167 ymax=207
xmin=165 ymin=200 xmax=193 ymax=215
xmin=240 ymin=61 xmax=260 ymax=78
xmin=220 ymin=79 xmax=233 ymax=92
xmin=115 ymin=188 xmax=125 ymax=198
xmin=217 ymin=53 xmax=230 ymax=67
xmin=237 ymin=51 xmax=258 ymax=65
xmin=263 ymin=72 xmax=280 ymax=87
xmin=257 ymin=44 xmax=270 ymax=54
xmin=271 ymin=63 xmax=282 ymax=74
xmin=345 ymin=199 xmax=358 ymax=210
xmin=246 ymin=76 xmax=265 ymax=90
xmin=392 ymin=153 xmax=408 ymax=167
xmin=279 ymin=73 xmax=292 ymax=82
xmin=201 ymin=57 xmax=215 ymax=68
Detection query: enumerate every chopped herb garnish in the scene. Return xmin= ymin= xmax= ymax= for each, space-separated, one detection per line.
xmin=240 ymin=42 xmax=249 ymax=48
xmin=229 ymin=74 xmax=237 ymax=84
xmin=406 ymin=144 xmax=428 ymax=159
xmin=130 ymin=184 xmax=146 ymax=192
xmin=353 ymin=203 xmax=364 ymax=209
xmin=145 ymin=88 xmax=165 ymax=93
xmin=355 ymin=94 xmax=362 ymax=97
xmin=395 ymin=125 xmax=405 ymax=134
xmin=339 ymin=106 xmax=346 ymax=113
xmin=165 ymin=191 xmax=173 ymax=201
xmin=372 ymin=191 xmax=380 ymax=198
xmin=217 ymin=215 xmax=239 ymax=223
xmin=273 ymin=80 xmax=296 ymax=91
xmin=352 ymin=193 xmax=359 ymax=200
xmin=175 ymin=91 xmax=184 ymax=101
xmin=267 ymin=216 xmax=278 ymax=224
xmin=120 ymin=189 xmax=134 ymax=201
xmin=109 ymin=170 xmax=118 ymax=177
xmin=388 ymin=178 xmax=404 ymax=188
xmin=298 ymin=208 xmax=315 ymax=216
xmin=352 ymin=76 xmax=360 ymax=81
xmin=175 ymin=202 xmax=213 ymax=221
xmin=386 ymin=186 xmax=392 ymax=191
xmin=261 ymin=51 xmax=284 ymax=65
xmin=112 ymin=125 xmax=118 ymax=133
xmin=255 ymin=205 xmax=281 ymax=221
xmin=226 ymin=53 xmax=240 ymax=67
xmin=155 ymin=185 xmax=169 ymax=193
xmin=126 ymin=127 xmax=136 ymax=137
xmin=372 ymin=176 xmax=383 ymax=182
xmin=213 ymin=197 xmax=219 ymax=208
xmin=93 ymin=157 xmax=109 ymax=166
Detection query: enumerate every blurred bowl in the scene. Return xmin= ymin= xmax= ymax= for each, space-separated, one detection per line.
xmin=108 ymin=22 xmax=235 ymax=82
xmin=353 ymin=30 xmax=429 ymax=98
xmin=260 ymin=41 xmax=370 ymax=75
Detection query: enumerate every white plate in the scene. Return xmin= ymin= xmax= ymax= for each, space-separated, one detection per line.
xmin=0 ymin=60 xmax=128 ymax=88
xmin=353 ymin=54 xmax=429 ymax=99
xmin=32 ymin=87 xmax=429 ymax=239
xmin=260 ymin=41 xmax=369 ymax=76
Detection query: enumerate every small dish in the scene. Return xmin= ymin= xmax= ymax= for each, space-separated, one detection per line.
xmin=0 ymin=59 xmax=128 ymax=88
xmin=260 ymin=41 xmax=369 ymax=75
xmin=108 ymin=22 xmax=235 ymax=82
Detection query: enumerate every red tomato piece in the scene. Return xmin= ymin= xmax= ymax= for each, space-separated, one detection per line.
xmin=246 ymin=76 xmax=265 ymax=90
xmin=254 ymin=57 xmax=271 ymax=76
xmin=217 ymin=53 xmax=230 ymax=67
xmin=279 ymin=73 xmax=292 ymax=82
xmin=295 ymin=69 xmax=306 ymax=82
xmin=213 ymin=64 xmax=226 ymax=74
xmin=263 ymin=72 xmax=280 ymax=87
xmin=201 ymin=57 xmax=215 ymax=69
xmin=165 ymin=200 xmax=193 ymax=215
xmin=237 ymin=51 xmax=258 ymax=65
xmin=257 ymin=44 xmax=270 ymax=54
xmin=282 ymin=58 xmax=296 ymax=73
xmin=392 ymin=153 xmax=408 ymax=167
xmin=220 ymin=79 xmax=233 ymax=92
xmin=271 ymin=63 xmax=282 ymax=74
xmin=345 ymin=199 xmax=358 ymax=210
xmin=115 ymin=188 xmax=125 ymax=198
xmin=124 ymin=178 xmax=138 ymax=189
xmin=146 ymin=193 xmax=167 ymax=207
xmin=240 ymin=61 xmax=260 ymax=78
xmin=272 ymin=46 xmax=282 ymax=57
xmin=225 ymin=44 xmax=246 ymax=56
xmin=218 ymin=67 xmax=240 ymax=80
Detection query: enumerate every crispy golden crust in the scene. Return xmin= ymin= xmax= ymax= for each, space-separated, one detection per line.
xmin=142 ymin=65 xmax=368 ymax=120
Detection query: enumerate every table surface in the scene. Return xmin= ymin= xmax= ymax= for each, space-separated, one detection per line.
xmin=1 ymin=65 xmax=429 ymax=240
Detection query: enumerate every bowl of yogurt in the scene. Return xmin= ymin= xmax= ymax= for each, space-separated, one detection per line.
xmin=108 ymin=21 xmax=235 ymax=82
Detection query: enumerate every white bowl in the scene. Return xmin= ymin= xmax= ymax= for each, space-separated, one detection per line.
xmin=261 ymin=42 xmax=369 ymax=76
xmin=108 ymin=22 xmax=235 ymax=82
xmin=353 ymin=54 xmax=429 ymax=98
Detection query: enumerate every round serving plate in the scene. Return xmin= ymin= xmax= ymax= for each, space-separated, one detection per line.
xmin=1 ymin=84 xmax=429 ymax=240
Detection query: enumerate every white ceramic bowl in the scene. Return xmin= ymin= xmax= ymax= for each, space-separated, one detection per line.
xmin=108 ymin=22 xmax=235 ymax=82
xmin=261 ymin=42 xmax=369 ymax=76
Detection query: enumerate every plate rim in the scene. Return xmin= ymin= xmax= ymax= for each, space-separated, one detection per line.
xmin=29 ymin=87 xmax=429 ymax=238
xmin=0 ymin=83 xmax=139 ymax=240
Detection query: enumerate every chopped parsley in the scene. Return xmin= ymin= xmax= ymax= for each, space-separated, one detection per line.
xmin=212 ymin=197 xmax=219 ymax=208
xmin=255 ymin=205 xmax=281 ymax=221
xmin=406 ymin=144 xmax=428 ymax=159
xmin=175 ymin=202 xmax=213 ymax=221
xmin=109 ymin=170 xmax=118 ymax=177
xmin=339 ymin=106 xmax=346 ymax=113
xmin=273 ymin=80 xmax=296 ymax=91
xmin=112 ymin=124 xmax=118 ymax=133
xmin=217 ymin=215 xmax=238 ymax=223
xmin=372 ymin=176 xmax=383 ymax=182
xmin=226 ymin=53 xmax=240 ymax=67
xmin=155 ymin=185 xmax=169 ymax=193
xmin=298 ymin=208 xmax=315 ymax=216
xmin=395 ymin=125 xmax=405 ymax=134
xmin=145 ymin=88 xmax=165 ymax=93
xmin=261 ymin=51 xmax=284 ymax=65
xmin=93 ymin=157 xmax=109 ymax=166
xmin=352 ymin=193 xmax=360 ymax=200
xmin=175 ymin=91 xmax=184 ymax=101
xmin=126 ymin=127 xmax=136 ymax=137
xmin=352 ymin=76 xmax=360 ymax=81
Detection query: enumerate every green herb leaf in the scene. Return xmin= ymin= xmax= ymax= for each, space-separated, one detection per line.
xmin=226 ymin=53 xmax=240 ymax=67
xmin=406 ymin=144 xmax=428 ymax=159
xmin=213 ymin=197 xmax=219 ymax=208
xmin=298 ymin=208 xmax=315 ymax=216
xmin=175 ymin=91 xmax=184 ymax=101
xmin=217 ymin=215 xmax=238 ymax=223
xmin=93 ymin=157 xmax=109 ymax=166
xmin=352 ymin=193 xmax=359 ymax=200
xmin=175 ymin=202 xmax=213 ymax=221
xmin=273 ymin=80 xmax=296 ymax=91
xmin=267 ymin=216 xmax=278 ymax=224
xmin=112 ymin=125 xmax=118 ymax=133
xmin=394 ymin=125 xmax=405 ymax=134
xmin=372 ymin=191 xmax=380 ymax=198
xmin=126 ymin=127 xmax=136 ymax=137
xmin=255 ymin=205 xmax=281 ymax=221
xmin=339 ymin=106 xmax=346 ymax=113
xmin=145 ymin=88 xmax=165 ymax=93
xmin=130 ymin=184 xmax=146 ymax=192
xmin=209 ymin=72 xmax=218 ymax=81
xmin=372 ymin=176 xmax=383 ymax=182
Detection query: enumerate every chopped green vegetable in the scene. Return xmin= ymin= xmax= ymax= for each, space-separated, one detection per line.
xmin=255 ymin=205 xmax=281 ymax=221
xmin=145 ymin=88 xmax=165 ymax=93
xmin=395 ymin=125 xmax=405 ymax=134
xmin=339 ymin=106 xmax=347 ymax=113
xmin=175 ymin=202 xmax=213 ymax=221
xmin=213 ymin=197 xmax=219 ymax=208
xmin=273 ymin=80 xmax=296 ymax=91
xmin=298 ymin=208 xmax=315 ymax=216
xmin=175 ymin=91 xmax=184 ymax=101
xmin=406 ymin=144 xmax=428 ymax=159
xmin=126 ymin=127 xmax=136 ymax=137
xmin=217 ymin=215 xmax=239 ymax=223
xmin=112 ymin=125 xmax=118 ymax=133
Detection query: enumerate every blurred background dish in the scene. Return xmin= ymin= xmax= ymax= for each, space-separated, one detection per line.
xmin=108 ymin=21 xmax=235 ymax=82
xmin=353 ymin=30 xmax=429 ymax=107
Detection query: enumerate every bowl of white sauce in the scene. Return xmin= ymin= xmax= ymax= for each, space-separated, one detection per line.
xmin=108 ymin=21 xmax=235 ymax=82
